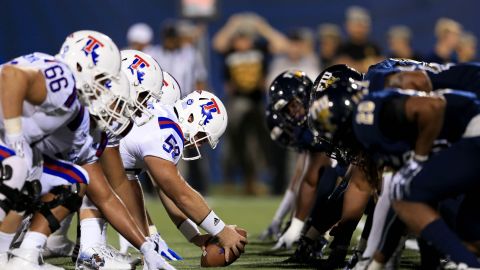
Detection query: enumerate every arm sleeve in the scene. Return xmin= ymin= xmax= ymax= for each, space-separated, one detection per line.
xmin=427 ymin=63 xmax=480 ymax=92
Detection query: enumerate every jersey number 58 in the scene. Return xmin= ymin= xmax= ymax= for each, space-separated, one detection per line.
xmin=163 ymin=134 xmax=181 ymax=159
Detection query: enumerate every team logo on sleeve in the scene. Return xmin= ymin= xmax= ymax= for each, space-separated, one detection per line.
xmin=128 ymin=54 xmax=150 ymax=84
xmin=200 ymin=98 xmax=220 ymax=125
xmin=82 ymin=35 xmax=104 ymax=65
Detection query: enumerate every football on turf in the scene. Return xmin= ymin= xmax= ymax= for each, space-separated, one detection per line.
xmin=200 ymin=227 xmax=247 ymax=267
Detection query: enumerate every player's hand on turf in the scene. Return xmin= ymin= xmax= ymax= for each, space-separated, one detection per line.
xmin=140 ymin=241 xmax=177 ymax=270
xmin=191 ymin=233 xmax=212 ymax=249
xmin=272 ymin=218 xmax=304 ymax=250
xmin=389 ymin=157 xmax=425 ymax=200
xmin=217 ymin=225 xmax=247 ymax=262
xmin=150 ymin=233 xmax=182 ymax=261
xmin=259 ymin=220 xmax=281 ymax=241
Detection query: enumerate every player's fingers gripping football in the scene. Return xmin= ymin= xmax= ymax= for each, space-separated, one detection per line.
xmin=217 ymin=226 xmax=247 ymax=262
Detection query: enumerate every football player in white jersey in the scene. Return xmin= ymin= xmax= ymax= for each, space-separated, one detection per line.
xmin=38 ymin=50 xmax=179 ymax=269
xmin=0 ymin=30 xmax=122 ymax=270
xmin=0 ymin=32 xmax=174 ymax=270
xmin=120 ymin=87 xmax=247 ymax=263
xmin=93 ymin=49 xmax=246 ymax=264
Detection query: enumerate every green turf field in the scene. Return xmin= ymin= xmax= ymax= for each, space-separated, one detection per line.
xmin=47 ymin=195 xmax=420 ymax=269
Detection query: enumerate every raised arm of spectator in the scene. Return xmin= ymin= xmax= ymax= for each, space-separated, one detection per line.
xmin=212 ymin=14 xmax=244 ymax=53
xmin=254 ymin=16 xmax=290 ymax=53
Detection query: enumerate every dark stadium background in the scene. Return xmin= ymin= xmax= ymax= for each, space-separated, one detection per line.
xmin=0 ymin=0 xmax=478 ymax=186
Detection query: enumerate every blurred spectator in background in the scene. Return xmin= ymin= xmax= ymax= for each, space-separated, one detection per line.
xmin=213 ymin=13 xmax=289 ymax=195
xmin=425 ymin=17 xmax=462 ymax=63
xmin=148 ymin=20 xmax=208 ymax=96
xmin=457 ymin=31 xmax=477 ymax=62
xmin=126 ymin=23 xmax=154 ymax=51
xmin=335 ymin=6 xmax=382 ymax=72
xmin=387 ymin=25 xmax=423 ymax=60
xmin=317 ymin=23 xmax=343 ymax=69
xmin=267 ymin=27 xmax=320 ymax=84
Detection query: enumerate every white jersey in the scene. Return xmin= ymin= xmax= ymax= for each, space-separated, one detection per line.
xmin=120 ymin=103 xmax=184 ymax=170
xmin=30 ymin=103 xmax=108 ymax=165
xmin=1 ymin=53 xmax=78 ymax=142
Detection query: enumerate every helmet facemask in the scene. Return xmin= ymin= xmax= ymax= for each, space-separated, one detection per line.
xmin=282 ymin=97 xmax=308 ymax=126
xmin=180 ymin=111 xmax=218 ymax=160
xmin=130 ymin=89 xmax=161 ymax=126
xmin=89 ymin=74 xmax=132 ymax=136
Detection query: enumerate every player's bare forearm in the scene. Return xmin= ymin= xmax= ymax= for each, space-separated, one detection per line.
xmin=99 ymin=146 xmax=129 ymax=189
xmin=341 ymin=166 xmax=372 ymax=221
xmin=145 ymin=156 xmax=211 ymax=224
xmin=0 ymin=65 xmax=45 ymax=119
xmin=99 ymin=148 xmax=150 ymax=234
xmin=289 ymin=152 xmax=308 ymax=191
xmin=405 ymin=96 xmax=445 ymax=157
xmin=156 ymin=187 xmax=189 ymax=226
xmin=82 ymin=162 xmax=147 ymax=248
xmin=294 ymin=152 xmax=331 ymax=220
xmin=295 ymin=179 xmax=316 ymax=220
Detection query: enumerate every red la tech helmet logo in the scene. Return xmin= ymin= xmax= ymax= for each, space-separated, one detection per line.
xmin=127 ymin=54 xmax=150 ymax=84
xmin=200 ymin=98 xmax=221 ymax=125
xmin=82 ymin=35 xmax=104 ymax=65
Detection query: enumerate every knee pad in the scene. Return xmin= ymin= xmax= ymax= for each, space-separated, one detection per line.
xmin=1 ymin=155 xmax=28 ymax=191
xmin=39 ymin=184 xmax=84 ymax=232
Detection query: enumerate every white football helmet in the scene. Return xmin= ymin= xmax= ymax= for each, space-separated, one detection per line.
xmin=121 ymin=49 xmax=163 ymax=126
xmin=56 ymin=30 xmax=121 ymax=116
xmin=159 ymin=71 xmax=181 ymax=105
xmin=92 ymin=71 xmax=133 ymax=136
xmin=174 ymin=90 xmax=228 ymax=160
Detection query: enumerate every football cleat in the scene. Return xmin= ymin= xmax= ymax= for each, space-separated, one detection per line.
xmin=0 ymin=252 xmax=8 ymax=267
xmin=43 ymin=235 xmax=75 ymax=258
xmin=348 ymin=257 xmax=371 ymax=270
xmin=284 ymin=236 xmax=327 ymax=264
xmin=344 ymin=249 xmax=362 ymax=269
xmin=6 ymin=247 xmax=64 ymax=269
xmin=76 ymin=246 xmax=137 ymax=270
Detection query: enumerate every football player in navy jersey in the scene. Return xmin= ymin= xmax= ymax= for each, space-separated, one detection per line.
xmin=262 ymin=68 xmax=372 ymax=269
xmin=261 ymin=71 xmax=333 ymax=251
xmin=366 ymin=58 xmax=480 ymax=96
xmin=309 ymin=75 xmax=480 ymax=268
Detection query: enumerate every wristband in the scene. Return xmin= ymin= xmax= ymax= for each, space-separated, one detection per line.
xmin=178 ymin=219 xmax=200 ymax=241
xmin=4 ymin=117 xmax=22 ymax=135
xmin=199 ymin=211 xmax=225 ymax=236
xmin=413 ymin=154 xmax=428 ymax=162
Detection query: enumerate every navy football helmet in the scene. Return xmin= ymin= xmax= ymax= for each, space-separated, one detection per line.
xmin=265 ymin=104 xmax=296 ymax=148
xmin=308 ymin=65 xmax=366 ymax=162
xmin=268 ymin=70 xmax=313 ymax=126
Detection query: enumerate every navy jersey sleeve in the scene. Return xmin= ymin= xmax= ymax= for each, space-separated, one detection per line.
xmin=428 ymin=63 xmax=480 ymax=94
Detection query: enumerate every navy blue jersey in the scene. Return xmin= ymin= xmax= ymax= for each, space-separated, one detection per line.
xmin=353 ymin=89 xmax=480 ymax=168
xmin=365 ymin=58 xmax=431 ymax=91
xmin=426 ymin=63 xmax=480 ymax=94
